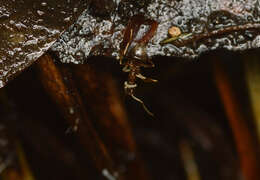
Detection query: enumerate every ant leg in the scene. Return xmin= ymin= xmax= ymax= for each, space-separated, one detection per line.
xmin=120 ymin=29 xmax=133 ymax=64
xmin=124 ymin=81 xmax=154 ymax=116
xmin=122 ymin=64 xmax=131 ymax=72
xmin=131 ymin=94 xmax=154 ymax=116
xmin=137 ymin=19 xmax=158 ymax=45
xmin=136 ymin=73 xmax=158 ymax=83
xmin=131 ymin=57 xmax=155 ymax=68
xmin=122 ymin=66 xmax=130 ymax=72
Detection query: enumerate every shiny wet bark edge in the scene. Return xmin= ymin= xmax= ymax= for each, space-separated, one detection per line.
xmin=0 ymin=0 xmax=90 ymax=88
xmin=2 ymin=0 xmax=260 ymax=87
xmin=53 ymin=0 xmax=260 ymax=63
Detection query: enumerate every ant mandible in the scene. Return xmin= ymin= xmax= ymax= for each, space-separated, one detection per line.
xmin=119 ymin=14 xmax=158 ymax=116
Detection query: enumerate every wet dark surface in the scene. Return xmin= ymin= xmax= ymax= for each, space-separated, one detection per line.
xmin=53 ymin=0 xmax=260 ymax=64
xmin=0 ymin=0 xmax=89 ymax=87
xmin=2 ymin=0 xmax=260 ymax=87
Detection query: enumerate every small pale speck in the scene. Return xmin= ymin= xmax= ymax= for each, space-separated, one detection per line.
xmin=37 ymin=10 xmax=45 ymax=16
xmin=41 ymin=2 xmax=47 ymax=6
xmin=64 ymin=17 xmax=71 ymax=22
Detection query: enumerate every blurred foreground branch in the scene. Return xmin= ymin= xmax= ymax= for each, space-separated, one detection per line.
xmin=214 ymin=59 xmax=260 ymax=180
xmin=72 ymin=64 xmax=150 ymax=180
xmin=36 ymin=54 xmax=119 ymax=179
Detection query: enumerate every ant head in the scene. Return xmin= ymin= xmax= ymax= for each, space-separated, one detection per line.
xmin=128 ymin=43 xmax=148 ymax=62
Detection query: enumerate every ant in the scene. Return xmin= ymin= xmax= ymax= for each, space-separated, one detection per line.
xmin=119 ymin=14 xmax=158 ymax=116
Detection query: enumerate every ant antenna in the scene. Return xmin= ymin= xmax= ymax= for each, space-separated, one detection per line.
xmin=131 ymin=94 xmax=154 ymax=116
xmin=120 ymin=29 xmax=133 ymax=64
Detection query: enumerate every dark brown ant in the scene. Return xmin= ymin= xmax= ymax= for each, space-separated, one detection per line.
xmin=119 ymin=14 xmax=158 ymax=116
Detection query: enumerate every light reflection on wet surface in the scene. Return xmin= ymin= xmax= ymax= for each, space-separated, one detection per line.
xmin=0 ymin=0 xmax=89 ymax=87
